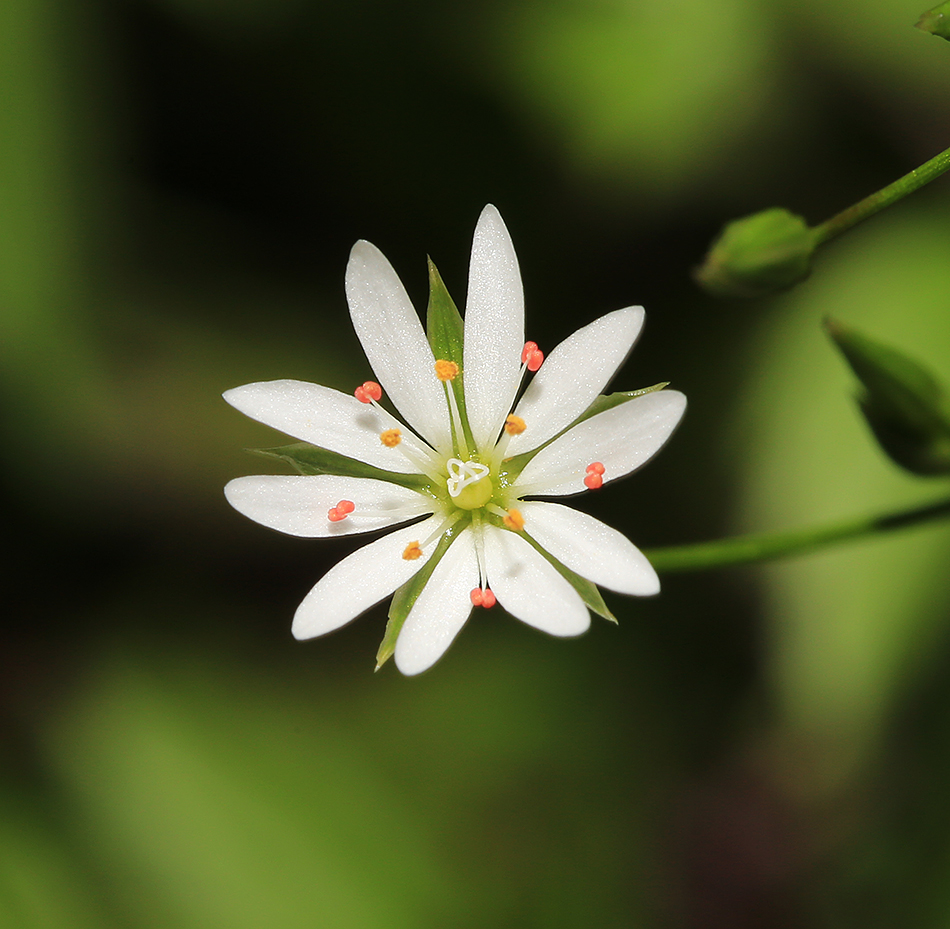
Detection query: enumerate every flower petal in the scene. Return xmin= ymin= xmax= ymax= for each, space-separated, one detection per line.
xmin=292 ymin=518 xmax=442 ymax=640
xmin=506 ymin=307 xmax=645 ymax=456
xmin=514 ymin=389 xmax=686 ymax=497
xmin=482 ymin=525 xmax=590 ymax=636
xmin=394 ymin=528 xmax=478 ymax=675
xmin=224 ymin=475 xmax=434 ymax=537
xmin=518 ymin=501 xmax=659 ymax=595
xmin=223 ymin=379 xmax=433 ymax=471
xmin=462 ymin=205 xmax=525 ymax=452
xmin=346 ymin=241 xmax=452 ymax=452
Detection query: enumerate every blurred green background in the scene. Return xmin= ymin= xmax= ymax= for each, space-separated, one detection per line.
xmin=4 ymin=0 xmax=950 ymax=926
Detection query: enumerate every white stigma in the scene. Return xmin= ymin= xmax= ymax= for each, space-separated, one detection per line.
xmin=446 ymin=458 xmax=490 ymax=498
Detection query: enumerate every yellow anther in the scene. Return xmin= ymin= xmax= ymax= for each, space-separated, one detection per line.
xmin=402 ymin=541 xmax=423 ymax=561
xmin=503 ymin=508 xmax=525 ymax=531
xmin=434 ymin=359 xmax=460 ymax=381
xmin=504 ymin=415 xmax=526 ymax=435
xmin=380 ymin=428 xmax=402 ymax=447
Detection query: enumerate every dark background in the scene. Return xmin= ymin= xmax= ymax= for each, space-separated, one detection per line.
xmin=4 ymin=0 xmax=950 ymax=926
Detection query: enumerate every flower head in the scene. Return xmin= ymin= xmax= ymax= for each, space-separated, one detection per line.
xmin=224 ymin=205 xmax=686 ymax=675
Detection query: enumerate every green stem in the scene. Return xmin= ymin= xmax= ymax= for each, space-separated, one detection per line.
xmin=644 ymin=494 xmax=950 ymax=573
xmin=812 ymin=146 xmax=950 ymax=246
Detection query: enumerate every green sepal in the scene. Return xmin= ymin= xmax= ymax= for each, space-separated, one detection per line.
xmin=375 ymin=520 xmax=467 ymax=670
xmin=695 ymin=207 xmax=817 ymax=299
xmin=250 ymin=443 xmax=433 ymax=493
xmin=497 ymin=383 xmax=670 ymax=489
xmin=519 ymin=528 xmax=617 ymax=623
xmin=426 ymin=258 xmax=475 ymax=455
xmin=827 ymin=319 xmax=950 ymax=476
xmin=917 ymin=1 xmax=950 ymax=39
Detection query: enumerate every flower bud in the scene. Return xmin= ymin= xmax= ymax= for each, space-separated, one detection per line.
xmin=827 ymin=319 xmax=950 ymax=476
xmin=917 ymin=1 xmax=950 ymax=39
xmin=695 ymin=208 xmax=816 ymax=299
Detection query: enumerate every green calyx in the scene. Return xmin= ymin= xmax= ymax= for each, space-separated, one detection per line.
xmin=695 ymin=208 xmax=816 ymax=299
xmin=827 ymin=319 xmax=950 ymax=476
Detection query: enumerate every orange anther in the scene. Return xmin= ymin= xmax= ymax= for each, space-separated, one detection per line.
xmin=327 ymin=507 xmax=346 ymax=521
xmin=521 ymin=341 xmax=538 ymax=363
xmin=354 ymin=381 xmax=382 ymax=403
xmin=586 ymin=461 xmax=605 ymax=475
xmin=504 ymin=414 xmax=526 ymax=435
xmin=583 ymin=473 xmax=603 ymax=490
xmin=434 ymin=359 xmax=460 ymax=382
xmin=402 ymin=541 xmax=422 ymax=561
xmin=503 ymin=508 xmax=525 ymax=531
xmin=336 ymin=499 xmax=355 ymax=515
xmin=380 ymin=428 xmax=402 ymax=447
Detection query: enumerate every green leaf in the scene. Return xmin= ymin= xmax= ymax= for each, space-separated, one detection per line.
xmin=250 ymin=443 xmax=433 ymax=492
xmin=519 ymin=528 xmax=616 ymax=622
xmin=827 ymin=319 xmax=950 ymax=475
xmin=497 ymin=383 xmax=670 ymax=488
xmin=375 ymin=520 xmax=468 ymax=670
xmin=426 ymin=258 xmax=475 ymax=455
xmin=917 ymin=1 xmax=950 ymax=39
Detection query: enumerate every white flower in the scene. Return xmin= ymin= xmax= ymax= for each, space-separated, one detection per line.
xmin=224 ymin=205 xmax=686 ymax=675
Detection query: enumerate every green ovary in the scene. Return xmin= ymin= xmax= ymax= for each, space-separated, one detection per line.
xmin=453 ymin=475 xmax=494 ymax=510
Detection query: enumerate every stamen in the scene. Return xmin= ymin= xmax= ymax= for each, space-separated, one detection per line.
xmin=504 ymin=415 xmax=526 ymax=435
xmin=402 ymin=541 xmax=423 ymax=561
xmin=521 ymin=341 xmax=544 ymax=372
xmin=434 ymin=359 xmax=460 ymax=382
xmin=327 ymin=499 xmax=355 ymax=522
xmin=470 ymin=587 xmax=496 ymax=608
xmin=503 ymin=508 xmax=525 ymax=531
xmin=380 ymin=428 xmax=402 ymax=447
xmin=584 ymin=461 xmax=605 ymax=490
xmin=354 ymin=381 xmax=383 ymax=404
xmin=442 ymin=379 xmax=469 ymax=460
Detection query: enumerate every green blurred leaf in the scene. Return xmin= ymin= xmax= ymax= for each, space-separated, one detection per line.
xmin=827 ymin=319 xmax=950 ymax=475
xmin=733 ymin=205 xmax=950 ymax=757
xmin=251 ymin=443 xmax=432 ymax=492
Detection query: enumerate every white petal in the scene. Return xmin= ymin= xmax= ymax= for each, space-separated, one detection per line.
xmin=292 ymin=517 xmax=442 ymax=640
xmin=482 ymin=525 xmax=590 ymax=636
xmin=462 ymin=205 xmax=525 ymax=452
xmin=224 ymin=475 xmax=434 ymax=537
xmin=506 ymin=307 xmax=645 ymax=456
xmin=514 ymin=389 xmax=686 ymax=497
xmin=223 ymin=379 xmax=433 ymax=471
xmin=518 ymin=501 xmax=659 ymax=596
xmin=345 ymin=241 xmax=452 ymax=452
xmin=394 ymin=528 xmax=478 ymax=676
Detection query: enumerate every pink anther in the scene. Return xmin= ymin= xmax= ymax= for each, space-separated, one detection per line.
xmin=470 ymin=587 xmax=496 ymax=608
xmin=327 ymin=499 xmax=355 ymax=521
xmin=521 ymin=341 xmax=544 ymax=372
xmin=354 ymin=381 xmax=382 ymax=403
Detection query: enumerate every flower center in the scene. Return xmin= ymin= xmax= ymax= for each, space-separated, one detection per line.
xmin=445 ymin=458 xmax=493 ymax=510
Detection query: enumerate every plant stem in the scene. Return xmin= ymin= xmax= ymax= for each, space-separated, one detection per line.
xmin=644 ymin=494 xmax=950 ymax=573
xmin=812 ymin=146 xmax=950 ymax=246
